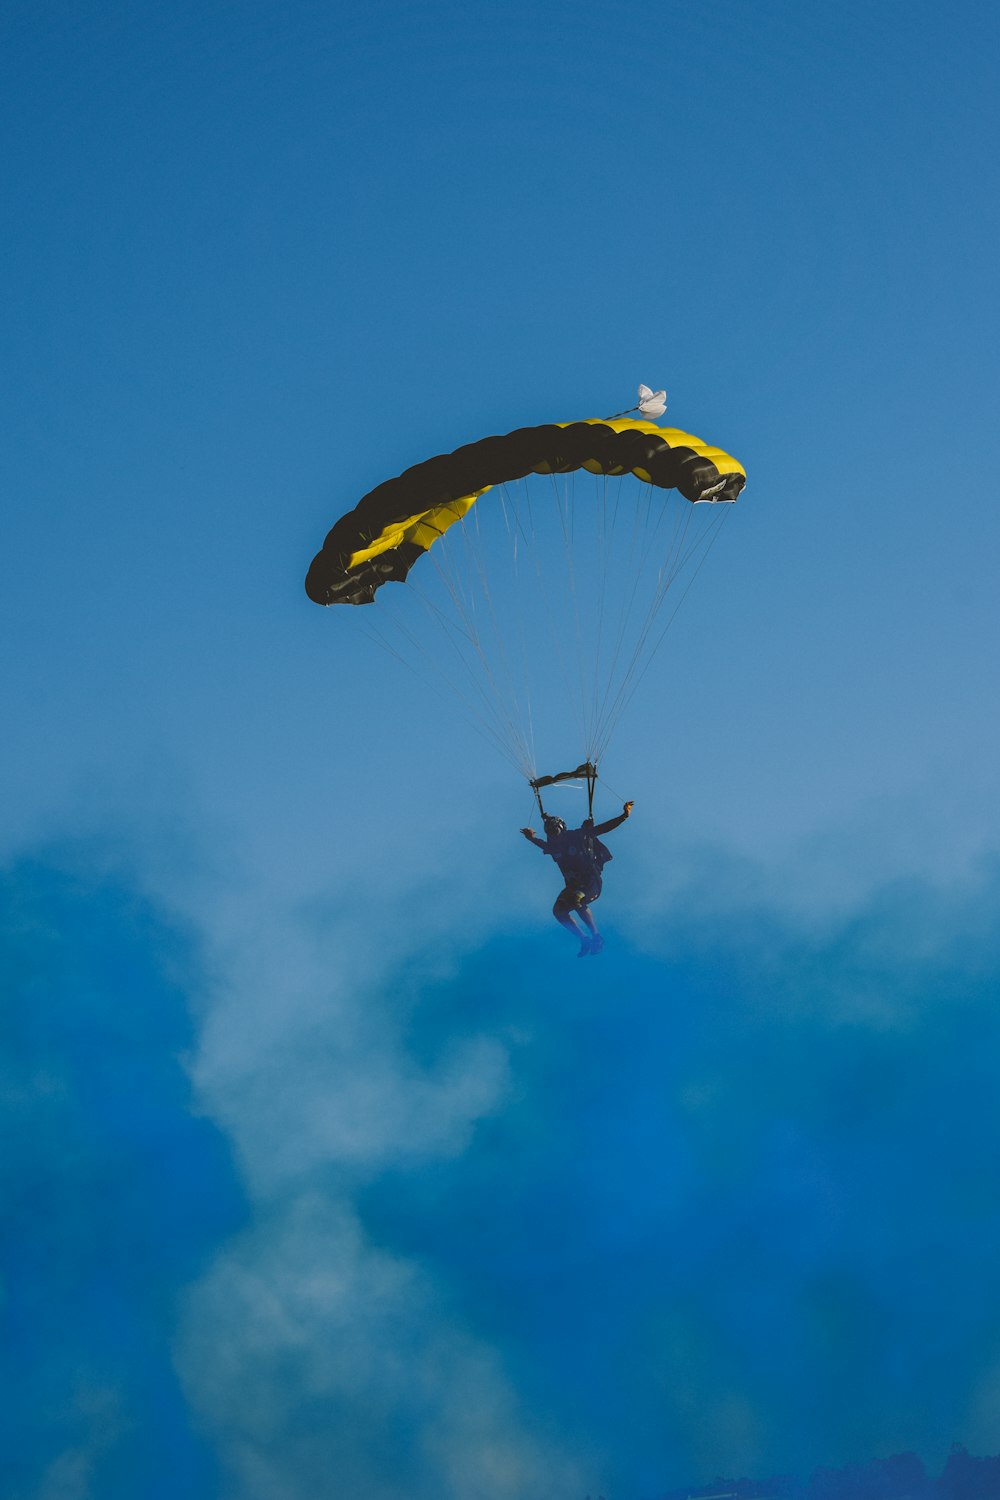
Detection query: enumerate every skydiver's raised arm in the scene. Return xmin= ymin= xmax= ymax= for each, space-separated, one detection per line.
xmin=520 ymin=827 xmax=547 ymax=850
xmin=592 ymin=801 xmax=634 ymax=836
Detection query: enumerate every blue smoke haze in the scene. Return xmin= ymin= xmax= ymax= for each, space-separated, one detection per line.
xmin=361 ymin=859 xmax=1000 ymax=1491
xmin=5 ymin=828 xmax=1000 ymax=1498
xmin=0 ymin=853 xmax=247 ymax=1499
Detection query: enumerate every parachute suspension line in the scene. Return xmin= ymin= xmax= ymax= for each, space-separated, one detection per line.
xmin=470 ymin=480 xmax=530 ymax=780
xmin=608 ymin=500 xmax=717 ymax=741
xmin=595 ymin=766 xmax=626 ymax=806
xmin=588 ymin=479 xmax=662 ymax=753
xmin=586 ymin=469 xmax=615 ymax=760
xmin=598 ymin=503 xmax=732 ymax=754
xmin=406 ymin=576 xmax=535 ymax=776
xmin=361 ymin=582 xmax=532 ymax=777
xmin=587 ymin=470 xmax=627 ymax=761
xmin=482 ymin=477 xmax=537 ymax=777
xmin=590 ymin=505 xmax=731 ymax=765
xmin=360 ymin=581 xmax=463 ymax=678
xmin=586 ymin=472 xmax=608 ymax=758
xmin=589 ymin=490 xmax=693 ymax=756
xmin=494 ymin=480 xmax=539 ymax=780
xmin=362 ymin=462 xmax=730 ymax=791
xmin=568 ymin=469 xmax=594 ymax=760
xmin=579 ymin=470 xmax=605 ymax=767
xmin=451 ymin=500 xmax=539 ymax=777
xmin=603 ymin=475 xmax=665 ymax=749
xmin=410 ymin=529 xmax=537 ymax=778
xmin=359 ymin=614 xmax=419 ymax=670
xmin=504 ymin=477 xmax=585 ymax=781
xmin=500 ymin=481 xmax=544 ymax=775
xmin=371 ymin=474 xmax=727 ymax=787
xmin=461 ymin=495 xmax=532 ymax=769
xmin=551 ymin=470 xmax=591 ymax=761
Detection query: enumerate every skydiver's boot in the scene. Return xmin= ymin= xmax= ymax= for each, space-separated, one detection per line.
xmin=578 ymin=909 xmax=602 ymax=956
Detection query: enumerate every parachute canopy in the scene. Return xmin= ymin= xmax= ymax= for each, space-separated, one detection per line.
xmin=305 ymin=417 xmax=745 ymax=607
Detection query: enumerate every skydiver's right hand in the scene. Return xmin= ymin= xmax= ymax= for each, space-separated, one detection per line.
xmin=520 ymin=827 xmax=536 ymax=839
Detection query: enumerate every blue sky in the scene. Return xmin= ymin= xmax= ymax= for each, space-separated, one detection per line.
xmin=3 ymin=1 xmax=1000 ymax=1496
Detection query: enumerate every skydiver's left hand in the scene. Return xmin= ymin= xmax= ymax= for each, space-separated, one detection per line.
xmin=520 ymin=827 xmax=536 ymax=839
xmin=623 ymin=801 xmax=634 ymax=817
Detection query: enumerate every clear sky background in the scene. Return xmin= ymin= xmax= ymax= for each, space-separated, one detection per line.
xmin=3 ymin=1 xmax=1000 ymax=1497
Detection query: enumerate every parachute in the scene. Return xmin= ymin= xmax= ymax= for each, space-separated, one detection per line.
xmin=305 ymin=407 xmax=745 ymax=786
xmin=305 ymin=418 xmax=744 ymax=607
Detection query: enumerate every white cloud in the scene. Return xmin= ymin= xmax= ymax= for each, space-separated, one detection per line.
xmin=188 ymin=892 xmax=511 ymax=1197
xmin=177 ymin=881 xmax=583 ymax=1499
xmin=176 ymin=1194 xmax=585 ymax=1500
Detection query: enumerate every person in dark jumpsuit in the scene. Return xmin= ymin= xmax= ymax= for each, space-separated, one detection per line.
xmin=520 ymin=801 xmax=634 ymax=955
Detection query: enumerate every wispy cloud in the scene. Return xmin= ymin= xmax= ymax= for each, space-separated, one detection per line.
xmin=176 ymin=870 xmax=586 ymax=1499
xmin=176 ymin=1193 xmax=585 ymax=1500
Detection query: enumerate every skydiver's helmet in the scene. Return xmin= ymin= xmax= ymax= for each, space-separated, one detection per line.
xmin=542 ymin=815 xmax=566 ymax=838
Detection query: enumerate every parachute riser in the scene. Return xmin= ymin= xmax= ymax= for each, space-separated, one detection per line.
xmin=528 ymin=760 xmax=598 ymax=822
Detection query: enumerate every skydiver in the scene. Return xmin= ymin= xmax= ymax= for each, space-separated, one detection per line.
xmin=520 ymin=802 xmax=634 ymax=956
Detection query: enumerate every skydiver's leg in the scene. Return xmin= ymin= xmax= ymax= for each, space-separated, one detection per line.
xmin=573 ymin=906 xmax=605 ymax=955
xmin=555 ymin=910 xmax=585 ymax=938
xmin=578 ymin=883 xmax=604 ymax=955
xmin=553 ymin=888 xmax=589 ymax=953
xmin=552 ymin=901 xmax=583 ymax=936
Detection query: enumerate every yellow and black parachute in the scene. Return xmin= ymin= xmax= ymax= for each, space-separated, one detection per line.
xmin=305 ymin=411 xmax=745 ymax=783
xmin=305 ymin=418 xmax=744 ymax=607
